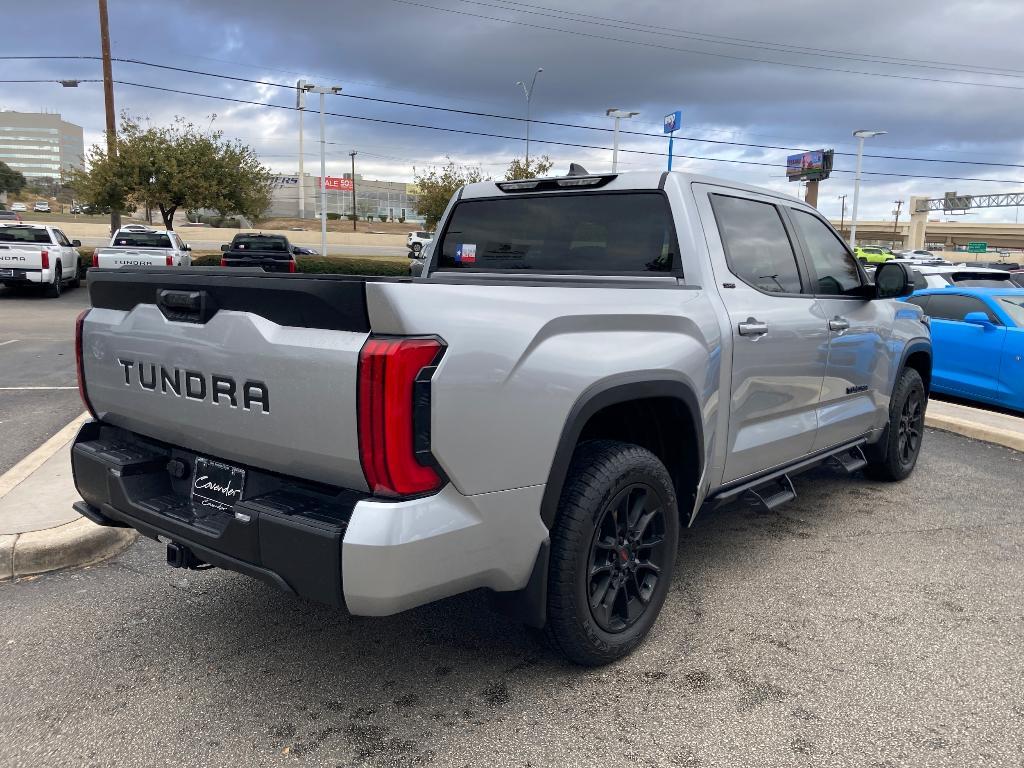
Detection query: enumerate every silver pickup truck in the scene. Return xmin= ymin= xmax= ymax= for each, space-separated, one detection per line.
xmin=72 ymin=169 xmax=931 ymax=665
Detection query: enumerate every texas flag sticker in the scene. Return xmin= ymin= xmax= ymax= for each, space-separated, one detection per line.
xmin=455 ymin=243 xmax=477 ymax=264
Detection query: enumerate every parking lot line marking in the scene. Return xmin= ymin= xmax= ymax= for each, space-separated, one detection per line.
xmin=0 ymin=411 xmax=88 ymax=500
xmin=0 ymin=340 xmax=19 ymax=346
xmin=0 ymin=386 xmax=78 ymax=391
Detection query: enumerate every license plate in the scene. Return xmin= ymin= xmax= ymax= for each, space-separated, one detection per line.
xmin=190 ymin=458 xmax=246 ymax=512
xmin=0 ymin=269 xmax=13 ymax=278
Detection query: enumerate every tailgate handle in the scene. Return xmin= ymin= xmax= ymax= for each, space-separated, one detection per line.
xmin=156 ymin=289 xmax=214 ymax=323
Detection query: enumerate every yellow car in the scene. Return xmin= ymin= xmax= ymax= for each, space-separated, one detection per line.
xmin=854 ymin=246 xmax=896 ymax=264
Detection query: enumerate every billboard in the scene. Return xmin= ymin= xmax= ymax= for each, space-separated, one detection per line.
xmin=786 ymin=149 xmax=833 ymax=182
xmin=663 ymin=111 xmax=681 ymax=134
xmin=317 ymin=176 xmax=354 ymax=192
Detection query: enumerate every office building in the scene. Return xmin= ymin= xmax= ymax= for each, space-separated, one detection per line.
xmin=0 ymin=111 xmax=85 ymax=181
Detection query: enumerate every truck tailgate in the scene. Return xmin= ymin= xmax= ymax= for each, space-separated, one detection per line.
xmin=81 ymin=269 xmax=383 ymax=490
xmin=0 ymin=245 xmax=46 ymax=270
xmin=94 ymin=248 xmax=172 ymax=268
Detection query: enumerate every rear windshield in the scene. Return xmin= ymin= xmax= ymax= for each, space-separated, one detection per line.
xmin=113 ymin=232 xmax=172 ymax=248
xmin=0 ymin=227 xmax=51 ymax=244
xmin=233 ymin=236 xmax=288 ymax=252
xmin=436 ymin=192 xmax=677 ymax=273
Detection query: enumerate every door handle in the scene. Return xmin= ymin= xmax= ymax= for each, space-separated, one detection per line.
xmin=829 ymin=317 xmax=850 ymax=333
xmin=738 ymin=317 xmax=768 ymax=336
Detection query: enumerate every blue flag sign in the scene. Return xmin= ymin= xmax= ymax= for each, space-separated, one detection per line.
xmin=663 ymin=111 xmax=682 ymax=134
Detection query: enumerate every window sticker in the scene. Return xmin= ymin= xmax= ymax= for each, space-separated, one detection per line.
xmin=455 ymin=243 xmax=477 ymax=264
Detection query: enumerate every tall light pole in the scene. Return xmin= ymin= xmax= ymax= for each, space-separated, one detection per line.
xmin=97 ymin=0 xmax=120 ymax=235
xmin=838 ymin=194 xmax=847 ymax=238
xmin=296 ymin=80 xmax=308 ymax=220
xmin=302 ymin=83 xmax=342 ymax=257
xmin=349 ymin=150 xmax=357 ymax=232
xmin=515 ymin=68 xmax=543 ymax=167
xmin=606 ymin=109 xmax=639 ymax=172
xmin=849 ymin=129 xmax=887 ymax=248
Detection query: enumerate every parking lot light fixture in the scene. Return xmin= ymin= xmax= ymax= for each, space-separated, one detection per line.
xmin=849 ymin=129 xmax=887 ymax=248
xmin=606 ymin=109 xmax=639 ymax=172
xmin=302 ymin=83 xmax=343 ymax=258
xmin=515 ymin=68 xmax=543 ymax=167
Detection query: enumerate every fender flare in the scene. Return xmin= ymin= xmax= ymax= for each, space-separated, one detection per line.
xmin=897 ymin=338 xmax=933 ymax=392
xmin=538 ymin=375 xmax=705 ymax=530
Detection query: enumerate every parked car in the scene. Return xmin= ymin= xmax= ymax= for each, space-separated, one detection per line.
xmin=897 ymin=249 xmax=938 ymax=260
xmin=9 ymin=202 xmax=27 ymax=213
xmin=0 ymin=211 xmax=23 ymax=222
xmin=33 ymin=201 xmax=51 ymax=213
xmin=912 ymin=265 xmax=1018 ymax=290
xmin=292 ymin=246 xmax=319 ymax=256
xmin=407 ymin=230 xmax=432 ymax=254
xmin=0 ymin=223 xmax=81 ymax=297
xmin=854 ymin=245 xmax=895 ymax=264
xmin=220 ymin=233 xmax=298 ymax=272
xmin=970 ymin=260 xmax=1021 ymax=271
xmin=92 ymin=227 xmax=192 ymax=269
xmin=72 ymin=169 xmax=930 ymax=665
xmin=907 ymin=288 xmax=1024 ymax=413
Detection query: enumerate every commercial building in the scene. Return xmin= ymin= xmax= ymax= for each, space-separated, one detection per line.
xmin=267 ymin=173 xmax=421 ymax=222
xmin=0 ymin=111 xmax=85 ymax=181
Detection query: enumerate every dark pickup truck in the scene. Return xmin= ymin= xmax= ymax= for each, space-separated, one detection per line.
xmin=220 ymin=233 xmax=298 ymax=272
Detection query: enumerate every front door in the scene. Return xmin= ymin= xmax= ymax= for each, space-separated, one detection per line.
xmin=922 ymin=293 xmax=1006 ymax=400
xmin=786 ymin=208 xmax=893 ymax=450
xmin=698 ymin=188 xmax=829 ymax=484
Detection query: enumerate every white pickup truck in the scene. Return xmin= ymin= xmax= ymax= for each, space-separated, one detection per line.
xmin=93 ymin=227 xmax=192 ymax=269
xmin=0 ymin=223 xmax=82 ymax=297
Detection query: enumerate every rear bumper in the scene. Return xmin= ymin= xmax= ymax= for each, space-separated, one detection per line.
xmin=71 ymin=422 xmax=547 ymax=615
xmin=0 ymin=268 xmax=48 ymax=284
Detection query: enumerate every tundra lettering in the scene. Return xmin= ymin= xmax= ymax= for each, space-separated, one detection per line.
xmin=74 ymin=169 xmax=931 ymax=666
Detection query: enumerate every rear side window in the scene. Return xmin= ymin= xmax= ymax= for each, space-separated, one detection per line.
xmin=233 ymin=236 xmax=288 ymax=252
xmin=711 ymin=195 xmax=802 ymax=294
xmin=925 ymin=294 xmax=999 ymax=324
xmin=790 ymin=209 xmax=862 ymax=295
xmin=436 ymin=193 xmax=677 ymax=273
xmin=0 ymin=227 xmax=51 ymax=244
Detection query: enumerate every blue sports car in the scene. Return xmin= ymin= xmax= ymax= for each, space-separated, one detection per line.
xmin=907 ymin=288 xmax=1024 ymax=413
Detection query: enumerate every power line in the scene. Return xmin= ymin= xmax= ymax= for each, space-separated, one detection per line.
xmin=458 ymin=0 xmax=1024 ymax=80
xmin=388 ymin=0 xmax=1024 ymax=92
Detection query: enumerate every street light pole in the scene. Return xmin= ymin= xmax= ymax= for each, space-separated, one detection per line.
xmin=849 ymin=128 xmax=887 ymax=248
xmin=515 ymin=68 xmax=543 ymax=167
xmin=97 ymin=0 xmax=120 ymax=235
xmin=302 ymin=84 xmax=342 ymax=257
xmin=349 ymin=150 xmax=357 ymax=232
xmin=838 ymin=194 xmax=847 ymax=238
xmin=297 ymin=80 xmax=307 ymax=220
xmin=606 ymin=109 xmax=639 ymax=172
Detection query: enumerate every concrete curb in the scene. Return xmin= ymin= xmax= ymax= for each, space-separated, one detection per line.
xmin=925 ymin=411 xmax=1024 ymax=454
xmin=2 ymin=518 xmax=137 ymax=581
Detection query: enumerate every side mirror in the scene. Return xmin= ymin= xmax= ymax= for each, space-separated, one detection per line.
xmin=220 ymin=244 xmax=230 ymax=252
xmin=874 ymin=261 xmax=913 ymax=299
xmin=964 ymin=311 xmax=997 ymax=330
xmin=185 ymin=244 xmax=192 ymax=251
xmin=71 ymin=239 xmax=81 ymax=247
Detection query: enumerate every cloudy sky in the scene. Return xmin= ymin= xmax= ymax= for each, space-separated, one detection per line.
xmin=4 ymin=0 xmax=1024 ymax=222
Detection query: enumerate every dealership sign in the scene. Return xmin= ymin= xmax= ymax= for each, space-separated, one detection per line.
xmin=318 ymin=176 xmax=353 ymax=191
xmin=271 ymin=175 xmax=353 ymax=191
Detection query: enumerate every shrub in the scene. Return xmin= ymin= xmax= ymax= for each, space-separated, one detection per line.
xmin=326 ymin=212 xmax=341 ymax=220
xmin=346 ymin=214 xmax=357 ymax=221
xmin=398 ymin=216 xmax=405 ymax=223
xmin=377 ymin=214 xmax=387 ymax=222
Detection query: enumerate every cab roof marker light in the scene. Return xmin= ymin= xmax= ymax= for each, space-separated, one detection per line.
xmin=496 ymin=180 xmax=540 ymax=192
xmin=556 ymin=176 xmax=605 ymax=187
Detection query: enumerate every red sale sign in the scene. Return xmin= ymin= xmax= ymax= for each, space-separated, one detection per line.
xmin=317 ymin=176 xmax=354 ymax=191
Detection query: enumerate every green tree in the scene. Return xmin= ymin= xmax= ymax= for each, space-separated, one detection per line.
xmin=412 ymin=158 xmax=489 ymax=230
xmin=70 ymin=115 xmax=272 ymax=230
xmin=503 ymin=155 xmax=553 ymax=181
xmin=0 ymin=161 xmax=26 ymax=195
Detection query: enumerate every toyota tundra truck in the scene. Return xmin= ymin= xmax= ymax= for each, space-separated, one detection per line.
xmin=71 ymin=169 xmax=931 ymax=665
xmin=0 ymin=223 xmax=82 ymax=297
xmin=92 ymin=226 xmax=192 ymax=269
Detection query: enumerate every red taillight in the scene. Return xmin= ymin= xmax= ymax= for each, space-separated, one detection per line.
xmin=91 ymin=253 xmax=98 ymax=268
xmin=166 ymin=254 xmax=173 ymax=266
xmin=75 ymin=309 xmax=98 ymax=419
xmin=288 ymin=260 xmax=297 ymax=273
xmin=358 ymin=337 xmax=445 ymax=498
xmin=40 ymin=250 xmax=49 ymax=269
xmin=220 ymin=256 xmax=228 ymax=267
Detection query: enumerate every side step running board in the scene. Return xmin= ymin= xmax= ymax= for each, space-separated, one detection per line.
xmin=829 ymin=445 xmax=868 ymax=475
xmin=743 ymin=474 xmax=796 ymax=513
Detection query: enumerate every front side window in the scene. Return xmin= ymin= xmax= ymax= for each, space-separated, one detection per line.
xmin=711 ymin=195 xmax=802 ymax=294
xmin=437 ymin=192 xmax=677 ymax=273
xmin=54 ymin=229 xmax=71 ymax=247
xmin=791 ymin=210 xmax=862 ymax=296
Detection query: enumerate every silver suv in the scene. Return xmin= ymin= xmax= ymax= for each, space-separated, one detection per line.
xmin=73 ymin=170 xmax=931 ymax=665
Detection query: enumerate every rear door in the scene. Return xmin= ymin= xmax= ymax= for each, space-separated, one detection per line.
xmin=786 ymin=207 xmax=892 ymax=450
xmin=696 ymin=187 xmax=828 ymax=483
xmin=920 ymin=292 xmax=1006 ymax=400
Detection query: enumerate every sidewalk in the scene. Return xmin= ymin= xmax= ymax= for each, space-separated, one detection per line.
xmin=925 ymin=399 xmax=1024 ymax=453
xmin=0 ymin=414 xmax=135 ymax=581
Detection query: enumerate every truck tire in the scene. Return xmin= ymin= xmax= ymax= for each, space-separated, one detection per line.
xmin=43 ymin=264 xmax=62 ymax=298
xmin=865 ymin=367 xmax=926 ymax=481
xmin=544 ymin=440 xmax=679 ymax=666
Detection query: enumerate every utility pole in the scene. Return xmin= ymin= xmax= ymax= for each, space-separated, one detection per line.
xmin=838 ymin=194 xmax=847 ymax=237
xmin=98 ymin=0 xmax=120 ymax=235
xmin=349 ymin=150 xmax=357 ymax=232
xmin=297 ymin=80 xmax=307 ymax=220
xmin=892 ymin=199 xmax=903 ymax=248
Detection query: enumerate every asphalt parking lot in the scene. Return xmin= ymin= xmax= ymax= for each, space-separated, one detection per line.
xmin=0 ymin=285 xmax=89 ymax=474
xmin=1 ymin=428 xmax=1021 ymax=767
